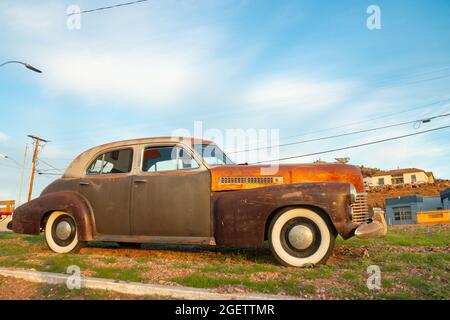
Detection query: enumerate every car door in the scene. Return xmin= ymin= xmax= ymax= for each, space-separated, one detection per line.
xmin=78 ymin=147 xmax=134 ymax=235
xmin=131 ymin=143 xmax=212 ymax=240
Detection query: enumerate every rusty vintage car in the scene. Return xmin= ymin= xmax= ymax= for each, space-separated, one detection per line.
xmin=11 ymin=137 xmax=387 ymax=266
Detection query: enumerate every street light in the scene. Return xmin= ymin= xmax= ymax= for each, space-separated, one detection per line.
xmin=0 ymin=151 xmax=28 ymax=206
xmin=0 ymin=60 xmax=42 ymax=73
xmin=0 ymin=154 xmax=20 ymax=167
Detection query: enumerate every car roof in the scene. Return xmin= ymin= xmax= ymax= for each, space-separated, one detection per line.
xmin=63 ymin=136 xmax=213 ymax=178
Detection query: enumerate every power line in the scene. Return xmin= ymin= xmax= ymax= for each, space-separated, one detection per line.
xmin=253 ymin=125 xmax=450 ymax=164
xmin=230 ymin=112 xmax=450 ymax=153
xmin=37 ymin=171 xmax=62 ymax=176
xmin=37 ymin=158 xmax=65 ymax=174
xmin=67 ymin=0 xmax=150 ymax=16
xmin=281 ymin=98 xmax=450 ymax=142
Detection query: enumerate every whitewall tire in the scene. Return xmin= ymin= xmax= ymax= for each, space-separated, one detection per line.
xmin=268 ymin=208 xmax=336 ymax=267
xmin=44 ymin=211 xmax=85 ymax=254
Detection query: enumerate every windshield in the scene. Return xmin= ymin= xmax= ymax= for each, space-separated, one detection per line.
xmin=193 ymin=143 xmax=235 ymax=166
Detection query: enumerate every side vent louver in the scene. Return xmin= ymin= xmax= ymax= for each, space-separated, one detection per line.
xmin=220 ymin=176 xmax=283 ymax=184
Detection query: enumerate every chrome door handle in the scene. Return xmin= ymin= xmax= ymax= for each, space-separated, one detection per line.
xmin=134 ymin=179 xmax=147 ymax=184
xmin=79 ymin=181 xmax=90 ymax=186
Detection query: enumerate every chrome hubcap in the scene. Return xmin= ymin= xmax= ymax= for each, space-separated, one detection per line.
xmin=55 ymin=221 xmax=72 ymax=240
xmin=288 ymin=225 xmax=314 ymax=250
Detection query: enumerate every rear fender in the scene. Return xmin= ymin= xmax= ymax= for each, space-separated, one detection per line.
xmin=12 ymin=191 xmax=96 ymax=241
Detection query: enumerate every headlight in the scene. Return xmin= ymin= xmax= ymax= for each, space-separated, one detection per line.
xmin=349 ymin=183 xmax=357 ymax=203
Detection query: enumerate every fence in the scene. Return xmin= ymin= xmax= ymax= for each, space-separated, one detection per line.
xmin=0 ymin=200 xmax=15 ymax=216
xmin=416 ymin=210 xmax=450 ymax=224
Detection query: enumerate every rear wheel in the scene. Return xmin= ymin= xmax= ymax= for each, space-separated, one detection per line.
xmin=268 ymin=208 xmax=335 ymax=267
xmin=44 ymin=211 xmax=85 ymax=253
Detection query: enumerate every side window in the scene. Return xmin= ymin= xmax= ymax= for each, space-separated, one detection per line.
xmin=142 ymin=146 xmax=200 ymax=173
xmin=87 ymin=155 xmax=103 ymax=175
xmin=86 ymin=149 xmax=133 ymax=175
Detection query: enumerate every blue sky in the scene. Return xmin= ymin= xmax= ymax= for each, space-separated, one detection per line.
xmin=1 ymin=0 xmax=450 ymax=201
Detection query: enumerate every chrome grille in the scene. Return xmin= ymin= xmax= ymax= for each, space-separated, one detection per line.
xmin=220 ymin=176 xmax=283 ymax=184
xmin=351 ymin=193 xmax=370 ymax=224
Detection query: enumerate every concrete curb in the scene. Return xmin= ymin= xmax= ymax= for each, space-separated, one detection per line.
xmin=0 ymin=268 xmax=299 ymax=300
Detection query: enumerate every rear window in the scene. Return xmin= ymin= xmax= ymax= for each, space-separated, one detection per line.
xmin=86 ymin=149 xmax=133 ymax=175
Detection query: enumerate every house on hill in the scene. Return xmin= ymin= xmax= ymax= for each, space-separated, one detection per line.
xmin=370 ymin=168 xmax=435 ymax=186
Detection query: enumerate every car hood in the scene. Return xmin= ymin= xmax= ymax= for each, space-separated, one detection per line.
xmin=210 ymin=163 xmax=365 ymax=192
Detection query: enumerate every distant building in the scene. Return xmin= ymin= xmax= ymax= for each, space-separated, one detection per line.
xmin=363 ymin=177 xmax=373 ymax=187
xmin=441 ymin=188 xmax=450 ymax=210
xmin=371 ymin=168 xmax=435 ymax=186
xmin=385 ymin=195 xmax=443 ymax=225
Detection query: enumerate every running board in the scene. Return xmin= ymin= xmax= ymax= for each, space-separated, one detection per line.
xmin=95 ymin=235 xmax=217 ymax=246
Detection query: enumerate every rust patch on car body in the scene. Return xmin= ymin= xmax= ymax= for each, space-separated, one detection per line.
xmin=210 ymin=163 xmax=364 ymax=193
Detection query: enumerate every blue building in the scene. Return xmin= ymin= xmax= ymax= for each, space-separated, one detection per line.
xmin=441 ymin=188 xmax=450 ymax=210
xmin=385 ymin=195 xmax=443 ymax=225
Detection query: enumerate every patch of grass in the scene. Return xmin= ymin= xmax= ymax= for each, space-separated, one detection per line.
xmin=383 ymin=226 xmax=449 ymax=247
xmin=0 ymin=232 xmax=22 ymax=240
xmin=201 ymin=263 xmax=277 ymax=274
xmin=97 ymin=257 xmax=118 ymax=264
xmin=382 ymin=264 xmax=402 ymax=272
xmin=301 ymin=265 xmax=333 ymax=279
xmin=171 ymin=272 xmax=244 ymax=289
xmin=341 ymin=271 xmax=359 ymax=281
xmin=379 ymin=292 xmax=416 ymax=300
xmin=93 ymin=266 xmax=148 ymax=282
xmin=339 ymin=260 xmax=367 ymax=270
xmin=0 ymin=244 xmax=29 ymax=257
xmin=388 ymin=252 xmax=449 ymax=269
xmin=339 ymin=225 xmax=449 ymax=247
xmin=42 ymin=254 xmax=90 ymax=273
xmin=382 ymin=278 xmax=394 ymax=288
xmin=0 ymin=256 xmax=43 ymax=269
xmin=170 ymin=273 xmax=302 ymax=295
xmin=21 ymin=235 xmax=45 ymax=244
xmin=402 ymin=276 xmax=449 ymax=300
xmin=297 ymin=283 xmax=316 ymax=295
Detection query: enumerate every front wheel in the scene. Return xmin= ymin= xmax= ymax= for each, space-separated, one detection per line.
xmin=268 ymin=208 xmax=336 ymax=267
xmin=44 ymin=211 xmax=85 ymax=254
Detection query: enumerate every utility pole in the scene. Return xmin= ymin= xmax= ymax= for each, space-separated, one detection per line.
xmin=17 ymin=144 xmax=29 ymax=206
xmin=27 ymin=135 xmax=48 ymax=202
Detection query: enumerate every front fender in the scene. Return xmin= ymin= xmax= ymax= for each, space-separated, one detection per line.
xmin=212 ymin=182 xmax=356 ymax=247
xmin=12 ymin=191 xmax=96 ymax=241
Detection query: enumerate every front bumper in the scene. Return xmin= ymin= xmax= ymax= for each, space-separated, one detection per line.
xmin=354 ymin=211 xmax=387 ymax=239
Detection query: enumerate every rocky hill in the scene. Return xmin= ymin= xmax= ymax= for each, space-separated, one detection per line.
xmin=367 ymin=180 xmax=450 ymax=209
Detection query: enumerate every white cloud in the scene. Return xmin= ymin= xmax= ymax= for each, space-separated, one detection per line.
xmin=2 ymin=3 xmax=61 ymax=35
xmin=0 ymin=132 xmax=9 ymax=142
xmin=42 ymin=49 xmax=204 ymax=106
xmin=241 ymin=75 xmax=356 ymax=114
